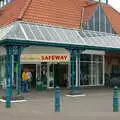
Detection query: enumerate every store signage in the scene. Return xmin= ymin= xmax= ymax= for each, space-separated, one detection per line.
xmin=21 ymin=54 xmax=70 ymax=62
xmin=40 ymin=55 xmax=67 ymax=61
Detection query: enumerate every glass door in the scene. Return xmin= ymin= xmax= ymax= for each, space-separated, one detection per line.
xmin=36 ymin=62 xmax=54 ymax=89
xmin=36 ymin=62 xmax=48 ymax=89
xmin=36 ymin=63 xmax=41 ymax=90
xmin=36 ymin=63 xmax=41 ymax=81
xmin=47 ymin=63 xmax=54 ymax=88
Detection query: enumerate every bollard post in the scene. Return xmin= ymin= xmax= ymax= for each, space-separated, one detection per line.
xmin=113 ymin=86 xmax=119 ymax=112
xmin=54 ymin=87 xmax=60 ymax=112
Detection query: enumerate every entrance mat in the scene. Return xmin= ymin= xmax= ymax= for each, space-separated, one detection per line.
xmin=66 ymin=94 xmax=86 ymax=97
xmin=0 ymin=99 xmax=27 ymax=103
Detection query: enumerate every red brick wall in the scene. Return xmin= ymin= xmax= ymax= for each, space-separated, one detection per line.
xmin=105 ymin=52 xmax=120 ymax=74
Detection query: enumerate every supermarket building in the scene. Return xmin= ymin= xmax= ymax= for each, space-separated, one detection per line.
xmin=0 ymin=0 xmax=120 ymax=101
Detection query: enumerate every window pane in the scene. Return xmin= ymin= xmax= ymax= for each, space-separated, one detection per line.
xmin=93 ymin=62 xmax=103 ymax=85
xmin=81 ymin=54 xmax=91 ymax=61
xmin=93 ymin=55 xmax=103 ymax=62
xmin=80 ymin=62 xmax=91 ymax=85
xmin=95 ymin=7 xmax=99 ymax=31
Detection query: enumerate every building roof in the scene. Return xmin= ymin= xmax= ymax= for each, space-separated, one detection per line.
xmin=0 ymin=0 xmax=120 ymax=34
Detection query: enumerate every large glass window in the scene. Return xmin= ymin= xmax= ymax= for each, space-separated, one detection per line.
xmin=83 ymin=5 xmax=115 ymax=34
xmin=80 ymin=54 xmax=104 ymax=86
xmin=80 ymin=61 xmax=91 ymax=85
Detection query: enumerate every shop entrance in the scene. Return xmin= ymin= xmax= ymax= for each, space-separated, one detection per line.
xmin=21 ymin=64 xmax=36 ymax=88
xmin=36 ymin=63 xmax=68 ymax=89
xmin=54 ymin=63 xmax=68 ymax=87
xmin=21 ymin=63 xmax=68 ymax=90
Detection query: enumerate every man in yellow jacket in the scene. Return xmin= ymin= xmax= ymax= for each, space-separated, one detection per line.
xmin=22 ymin=70 xmax=29 ymax=92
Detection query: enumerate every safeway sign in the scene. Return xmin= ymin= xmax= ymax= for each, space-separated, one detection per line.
xmin=21 ymin=54 xmax=70 ymax=62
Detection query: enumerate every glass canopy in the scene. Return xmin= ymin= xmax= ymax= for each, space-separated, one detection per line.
xmin=0 ymin=21 xmax=120 ymax=49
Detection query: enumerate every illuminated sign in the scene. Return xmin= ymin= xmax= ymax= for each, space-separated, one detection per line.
xmin=21 ymin=54 xmax=70 ymax=62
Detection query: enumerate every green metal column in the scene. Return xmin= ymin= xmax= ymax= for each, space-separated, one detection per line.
xmin=16 ymin=54 xmax=21 ymax=95
xmin=71 ymin=49 xmax=76 ymax=91
xmin=16 ymin=47 xmax=22 ymax=95
xmin=5 ymin=46 xmax=13 ymax=108
xmin=77 ymin=50 xmax=81 ymax=88
xmin=5 ymin=45 xmax=23 ymax=107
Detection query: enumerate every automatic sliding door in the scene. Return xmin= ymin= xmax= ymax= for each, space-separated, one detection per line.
xmin=36 ymin=64 xmax=41 ymax=80
xmin=47 ymin=63 xmax=54 ymax=88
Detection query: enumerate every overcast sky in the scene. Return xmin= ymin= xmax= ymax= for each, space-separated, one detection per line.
xmin=109 ymin=0 xmax=120 ymax=11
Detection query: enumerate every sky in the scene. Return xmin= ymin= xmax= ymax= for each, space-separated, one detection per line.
xmin=109 ymin=0 xmax=120 ymax=12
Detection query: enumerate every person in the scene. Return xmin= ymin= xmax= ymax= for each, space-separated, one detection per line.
xmin=27 ymin=69 xmax=32 ymax=90
xmin=22 ymin=69 xmax=29 ymax=92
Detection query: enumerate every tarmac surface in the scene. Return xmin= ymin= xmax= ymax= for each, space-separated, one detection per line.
xmin=0 ymin=88 xmax=120 ymax=120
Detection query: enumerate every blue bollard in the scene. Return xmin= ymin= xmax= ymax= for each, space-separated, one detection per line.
xmin=113 ymin=86 xmax=119 ymax=112
xmin=54 ymin=87 xmax=60 ymax=112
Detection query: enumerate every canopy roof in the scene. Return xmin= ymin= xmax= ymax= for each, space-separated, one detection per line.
xmin=0 ymin=21 xmax=120 ymax=50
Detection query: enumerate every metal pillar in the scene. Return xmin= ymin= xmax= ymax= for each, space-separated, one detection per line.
xmin=77 ymin=50 xmax=81 ymax=88
xmin=15 ymin=47 xmax=22 ymax=95
xmin=16 ymin=55 xmax=21 ymax=95
xmin=75 ymin=50 xmax=81 ymax=88
xmin=67 ymin=61 xmax=71 ymax=88
xmin=5 ymin=45 xmax=23 ymax=108
xmin=69 ymin=49 xmax=84 ymax=95
xmin=54 ymin=87 xmax=61 ymax=112
xmin=5 ymin=46 xmax=13 ymax=108
xmin=113 ymin=86 xmax=119 ymax=112
xmin=71 ymin=49 xmax=76 ymax=91
xmin=75 ymin=56 xmax=78 ymax=87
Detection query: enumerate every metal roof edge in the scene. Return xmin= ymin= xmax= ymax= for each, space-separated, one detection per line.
xmin=3 ymin=39 xmax=120 ymax=52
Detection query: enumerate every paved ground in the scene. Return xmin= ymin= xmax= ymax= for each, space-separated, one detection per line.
xmin=0 ymin=88 xmax=120 ymax=120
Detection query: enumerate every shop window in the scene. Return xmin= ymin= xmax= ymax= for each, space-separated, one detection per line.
xmin=80 ymin=61 xmax=91 ymax=85
xmin=111 ymin=65 xmax=120 ymax=77
xmin=81 ymin=54 xmax=91 ymax=61
xmin=80 ymin=54 xmax=104 ymax=86
xmin=93 ymin=55 xmax=103 ymax=62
